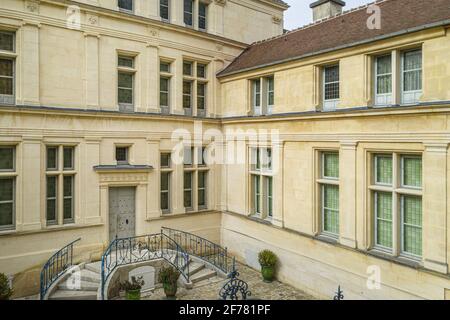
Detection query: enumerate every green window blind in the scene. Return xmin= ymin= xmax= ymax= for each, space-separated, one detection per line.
xmin=375 ymin=155 xmax=393 ymax=185
xmin=375 ymin=192 xmax=393 ymax=249
xmin=402 ymin=195 xmax=422 ymax=256
xmin=402 ymin=157 xmax=422 ymax=188
xmin=323 ymin=153 xmax=339 ymax=179
xmin=322 ymin=184 xmax=339 ymax=234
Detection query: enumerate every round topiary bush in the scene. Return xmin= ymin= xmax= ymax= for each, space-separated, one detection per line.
xmin=258 ymin=250 xmax=278 ymax=282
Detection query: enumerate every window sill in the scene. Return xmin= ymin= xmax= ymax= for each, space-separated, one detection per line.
xmin=249 ymin=214 xmax=273 ymax=226
xmin=0 ymin=222 xmax=104 ymax=237
xmin=314 ymin=233 xmax=339 ymax=244
xmin=368 ymin=249 xmax=422 ymax=269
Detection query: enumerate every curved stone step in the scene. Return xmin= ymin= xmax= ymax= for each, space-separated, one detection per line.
xmin=80 ymin=269 xmax=101 ymax=283
xmin=58 ymin=280 xmax=99 ymax=291
xmin=188 ymin=261 xmax=205 ymax=276
xmin=49 ymin=290 xmax=98 ymax=300
xmin=191 ymin=268 xmax=217 ymax=283
xmin=85 ymin=261 xmax=102 ymax=274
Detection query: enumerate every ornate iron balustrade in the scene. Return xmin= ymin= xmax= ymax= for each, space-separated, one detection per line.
xmin=40 ymin=238 xmax=81 ymax=300
xmin=100 ymin=232 xmax=190 ymax=300
xmin=219 ymin=270 xmax=251 ymax=300
xmin=161 ymin=227 xmax=236 ymax=276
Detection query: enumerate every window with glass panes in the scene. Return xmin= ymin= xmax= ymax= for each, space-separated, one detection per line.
xmin=250 ymin=147 xmax=273 ymax=219
xmin=375 ymin=54 xmax=393 ymax=105
xmin=323 ymin=65 xmax=340 ymax=110
xmin=402 ymin=50 xmax=422 ymax=104
xmin=46 ymin=146 xmax=76 ymax=225
xmin=0 ymin=31 xmax=15 ymax=105
xmin=117 ymin=56 xmax=135 ymax=111
xmin=183 ymin=60 xmax=208 ymax=116
xmin=198 ymin=170 xmax=207 ymax=209
xmin=160 ymin=61 xmax=172 ymax=113
xmin=199 ymin=2 xmax=208 ymax=31
xmin=160 ymin=152 xmax=172 ymax=214
xmin=184 ymin=0 xmax=194 ymax=26
xmin=160 ymin=0 xmax=170 ymax=20
xmin=115 ymin=146 xmax=129 ymax=165
xmin=370 ymin=153 xmax=423 ymax=258
xmin=183 ymin=81 xmax=192 ymax=111
xmin=267 ymin=76 xmax=274 ymax=114
xmin=184 ymin=171 xmax=193 ymax=210
xmin=252 ymin=79 xmax=261 ymax=115
xmin=118 ymin=0 xmax=133 ymax=12
xmin=0 ymin=146 xmax=16 ymax=230
xmin=319 ymin=152 xmax=339 ymax=236
xmin=197 ymin=83 xmax=206 ymax=112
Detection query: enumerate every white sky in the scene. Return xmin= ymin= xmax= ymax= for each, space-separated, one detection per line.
xmin=283 ymin=0 xmax=372 ymax=30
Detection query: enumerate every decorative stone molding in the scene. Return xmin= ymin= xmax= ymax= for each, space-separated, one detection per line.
xmin=214 ymin=0 xmax=227 ymax=6
xmin=272 ymin=16 xmax=282 ymax=25
xmin=99 ymin=173 xmax=149 ymax=184
xmin=25 ymin=0 xmax=40 ymax=14
xmin=86 ymin=14 xmax=99 ymax=26
xmin=148 ymin=27 xmax=159 ymax=37
xmin=216 ymin=43 xmax=224 ymax=52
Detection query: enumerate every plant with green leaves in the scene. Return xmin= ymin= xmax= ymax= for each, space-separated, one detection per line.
xmin=158 ymin=266 xmax=180 ymax=299
xmin=258 ymin=250 xmax=278 ymax=282
xmin=0 ymin=273 xmax=13 ymax=300
xmin=119 ymin=276 xmax=144 ymax=300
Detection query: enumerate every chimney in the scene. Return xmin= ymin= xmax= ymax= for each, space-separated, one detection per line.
xmin=310 ymin=0 xmax=346 ymax=22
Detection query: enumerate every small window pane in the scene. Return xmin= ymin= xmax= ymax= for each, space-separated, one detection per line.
xmin=160 ymin=0 xmax=169 ymax=20
xmin=63 ymin=176 xmax=74 ymax=221
xmin=0 ymin=203 xmax=13 ymax=226
xmin=160 ymin=77 xmax=169 ymax=107
xmin=267 ymin=177 xmax=273 ymax=217
xmin=402 ymin=195 xmax=422 ymax=256
xmin=63 ymin=147 xmax=74 ymax=170
xmin=118 ymin=72 xmax=133 ymax=88
xmin=0 ymin=59 xmax=13 ymax=76
xmin=403 ymin=50 xmax=422 ymax=92
xmin=118 ymin=56 xmax=134 ymax=68
xmin=323 ymin=153 xmax=339 ymax=179
xmin=322 ymin=184 xmax=339 ymax=234
xmin=375 ymin=192 xmax=393 ymax=249
xmin=197 ymin=83 xmax=206 ymax=110
xmin=402 ymin=156 xmax=422 ymax=188
xmin=324 ymin=65 xmax=340 ymax=101
xmin=198 ymin=147 xmax=206 ymax=166
xmin=116 ymin=147 xmax=128 ymax=163
xmin=184 ymin=0 xmax=193 ymax=26
xmin=0 ymin=177 xmax=14 ymax=227
xmin=161 ymin=172 xmax=169 ymax=190
xmin=183 ymin=81 xmax=192 ymax=109
xmin=47 ymin=147 xmax=58 ymax=170
xmin=160 ymin=153 xmax=171 ymax=168
xmin=118 ymin=0 xmax=133 ymax=11
xmin=46 ymin=176 xmax=57 ymax=223
xmin=184 ymin=172 xmax=192 ymax=208
xmin=183 ymin=62 xmax=193 ymax=76
xmin=0 ymin=77 xmax=13 ymax=96
xmin=184 ymin=147 xmax=193 ymax=166
xmin=160 ymin=62 xmax=170 ymax=73
xmin=0 ymin=147 xmax=14 ymax=171
xmin=376 ymin=55 xmax=392 ymax=95
xmin=197 ymin=64 xmax=206 ymax=78
xmin=254 ymin=175 xmax=261 ymax=214
xmin=0 ymin=178 xmax=13 ymax=202
xmin=198 ymin=171 xmax=206 ymax=207
xmin=199 ymin=2 xmax=207 ymax=30
xmin=375 ymin=155 xmax=392 ymax=185
xmin=0 ymin=32 xmax=14 ymax=52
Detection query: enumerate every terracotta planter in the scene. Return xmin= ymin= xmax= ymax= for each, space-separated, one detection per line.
xmin=126 ymin=289 xmax=141 ymax=300
xmin=261 ymin=265 xmax=275 ymax=282
xmin=163 ymin=282 xmax=178 ymax=299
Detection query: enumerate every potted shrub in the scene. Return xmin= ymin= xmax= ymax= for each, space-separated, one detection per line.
xmin=258 ymin=250 xmax=277 ymax=282
xmin=0 ymin=273 xmax=13 ymax=300
xmin=120 ymin=276 xmax=144 ymax=300
xmin=158 ymin=266 xmax=180 ymax=299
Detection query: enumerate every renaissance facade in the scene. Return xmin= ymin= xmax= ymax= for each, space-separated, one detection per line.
xmin=0 ymin=0 xmax=449 ymax=300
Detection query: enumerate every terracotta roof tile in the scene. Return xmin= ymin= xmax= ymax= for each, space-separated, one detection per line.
xmin=218 ymin=0 xmax=450 ymax=77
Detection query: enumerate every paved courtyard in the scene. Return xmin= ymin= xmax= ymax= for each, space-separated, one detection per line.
xmin=142 ymin=263 xmax=316 ymax=300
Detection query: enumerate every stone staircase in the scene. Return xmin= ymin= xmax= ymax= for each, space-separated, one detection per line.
xmin=48 ymin=262 xmax=101 ymax=300
xmin=188 ymin=260 xmax=218 ymax=285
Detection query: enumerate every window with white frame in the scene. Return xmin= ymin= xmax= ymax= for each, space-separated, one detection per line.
xmin=402 ymin=49 xmax=422 ymax=104
xmin=160 ymin=60 xmax=172 ymax=114
xmin=370 ymin=153 xmax=423 ymax=258
xmin=183 ymin=171 xmax=193 ymax=210
xmin=252 ymin=79 xmax=261 ymax=116
xmin=115 ymin=146 xmax=129 ymax=165
xmin=318 ymin=152 xmax=339 ymax=237
xmin=198 ymin=2 xmax=208 ymax=31
xmin=198 ymin=170 xmax=207 ymax=210
xmin=160 ymin=152 xmax=172 ymax=214
xmin=250 ymin=76 xmax=275 ymax=116
xmin=250 ymin=147 xmax=273 ymax=219
xmin=0 ymin=146 xmax=16 ymax=230
xmin=0 ymin=31 xmax=15 ymax=105
xmin=374 ymin=54 xmax=393 ymax=106
xmin=184 ymin=0 xmax=194 ymax=26
xmin=267 ymin=76 xmax=274 ymax=115
xmin=46 ymin=146 xmax=76 ymax=225
xmin=117 ymin=55 xmax=136 ymax=112
xmin=118 ymin=0 xmax=133 ymax=12
xmin=183 ymin=60 xmax=208 ymax=117
xmin=160 ymin=0 xmax=170 ymax=21
xmin=323 ymin=65 xmax=340 ymax=111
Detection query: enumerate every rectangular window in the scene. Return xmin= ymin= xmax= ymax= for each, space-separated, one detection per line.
xmin=0 ymin=146 xmax=15 ymax=172
xmin=253 ymin=175 xmax=261 ymax=215
xmin=199 ymin=2 xmax=208 ymax=31
xmin=267 ymin=76 xmax=274 ymax=114
xmin=63 ymin=147 xmax=74 ymax=170
xmin=197 ymin=83 xmax=206 ymax=112
xmin=252 ymin=79 xmax=261 ymax=115
xmin=0 ymin=178 xmax=15 ymax=230
xmin=160 ymin=153 xmax=171 ymax=168
xmin=183 ymin=171 xmax=193 ymax=209
xmin=0 ymin=58 xmax=14 ymax=102
xmin=374 ymin=191 xmax=393 ymax=249
xmin=63 ymin=175 xmax=74 ymax=223
xmin=116 ymin=146 xmax=129 ymax=164
xmin=402 ymin=50 xmax=422 ymax=104
xmin=198 ymin=171 xmax=207 ymax=208
xmin=197 ymin=64 xmax=206 ymax=78
xmin=46 ymin=175 xmax=58 ymax=225
xmin=267 ymin=177 xmax=273 ymax=217
xmin=160 ymin=172 xmax=170 ymax=213
xmin=183 ymin=81 xmax=192 ymax=110
xmin=0 ymin=32 xmax=14 ymax=52
xmin=370 ymin=153 xmax=423 ymax=259
xmin=46 ymin=147 xmax=58 ymax=171
xmin=250 ymin=147 xmax=274 ymax=219
xmin=160 ymin=0 xmax=170 ymax=20
xmin=183 ymin=61 xmax=193 ymax=76
xmin=118 ymin=56 xmax=135 ymax=111
xmin=160 ymin=77 xmax=170 ymax=108
xmin=323 ymin=65 xmax=340 ymax=110
xmin=375 ymin=54 xmax=393 ymax=106
xmin=160 ymin=61 xmax=171 ymax=73
xmin=118 ymin=0 xmax=133 ymax=12
xmin=184 ymin=147 xmax=194 ymax=166
xmin=319 ymin=151 xmax=339 ymax=237
xmin=184 ymin=0 xmax=194 ymax=26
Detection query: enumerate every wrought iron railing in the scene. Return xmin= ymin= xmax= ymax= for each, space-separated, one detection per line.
xmin=40 ymin=238 xmax=81 ymax=300
xmin=161 ymin=227 xmax=236 ymax=276
xmin=100 ymin=232 xmax=190 ymax=300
